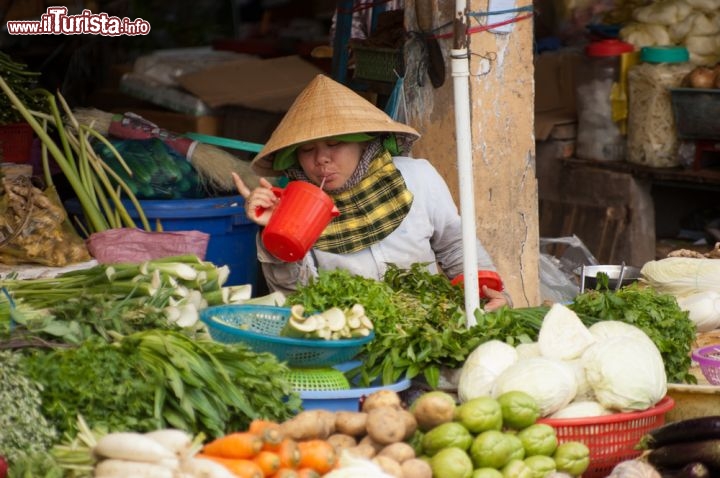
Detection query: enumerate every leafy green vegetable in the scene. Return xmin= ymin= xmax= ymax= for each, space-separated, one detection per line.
xmin=19 ymin=330 xmax=302 ymax=440
xmin=128 ymin=329 xmax=301 ymax=438
xmin=19 ymin=337 xmax=163 ymax=437
xmin=7 ymin=450 xmax=64 ymax=478
xmin=0 ymin=351 xmax=58 ymax=465
xmin=287 ymin=265 xmax=541 ymax=388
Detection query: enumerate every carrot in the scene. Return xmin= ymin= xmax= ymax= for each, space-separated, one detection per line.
xmin=264 ymin=437 xmax=301 ymax=469
xmin=296 ymin=467 xmax=321 ymax=478
xmin=249 ymin=418 xmax=284 ymax=446
xmin=269 ymin=468 xmax=299 ymax=478
xmin=297 ymin=439 xmax=337 ymax=474
xmin=203 ymin=432 xmax=264 ymax=460
xmin=195 ymin=453 xmax=264 ymax=478
xmin=253 ymin=450 xmax=281 ymax=476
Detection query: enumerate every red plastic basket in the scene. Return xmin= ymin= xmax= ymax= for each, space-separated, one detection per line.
xmin=538 ymin=396 xmax=675 ymax=478
xmin=0 ymin=122 xmax=34 ymax=163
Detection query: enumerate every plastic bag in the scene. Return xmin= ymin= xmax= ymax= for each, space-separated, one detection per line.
xmin=539 ymin=235 xmax=599 ymax=303
xmin=86 ymin=228 xmax=210 ymax=263
xmin=93 ymin=137 xmax=205 ymax=199
xmin=0 ymin=177 xmax=91 ymax=266
xmin=539 ymin=254 xmax=580 ymax=304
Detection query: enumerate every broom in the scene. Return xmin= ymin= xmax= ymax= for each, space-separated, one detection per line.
xmin=70 ymin=108 xmax=263 ymax=191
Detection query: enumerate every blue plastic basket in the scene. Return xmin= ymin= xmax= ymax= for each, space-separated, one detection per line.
xmin=199 ymin=304 xmax=374 ymax=367
xmin=300 ymin=377 xmax=412 ymax=412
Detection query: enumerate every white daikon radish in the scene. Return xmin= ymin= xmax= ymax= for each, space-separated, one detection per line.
xmin=144 ymin=429 xmax=193 ymax=456
xmin=184 ymin=457 xmax=238 ymax=478
xmin=93 ymin=432 xmax=176 ymax=463
xmin=94 ymin=458 xmax=175 ymax=478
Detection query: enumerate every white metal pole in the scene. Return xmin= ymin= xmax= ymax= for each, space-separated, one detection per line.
xmin=452 ymin=0 xmax=480 ymax=326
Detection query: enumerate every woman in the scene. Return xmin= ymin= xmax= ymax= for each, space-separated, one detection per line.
xmin=233 ymin=74 xmax=510 ymax=311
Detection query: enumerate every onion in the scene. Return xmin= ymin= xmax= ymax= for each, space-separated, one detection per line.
xmin=687 ymin=66 xmax=716 ymax=89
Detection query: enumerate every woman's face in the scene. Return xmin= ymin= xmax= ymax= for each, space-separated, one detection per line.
xmin=296 ymin=140 xmax=364 ymax=190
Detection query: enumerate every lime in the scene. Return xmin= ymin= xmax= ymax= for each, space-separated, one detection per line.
xmin=516 ymin=423 xmax=558 ymax=457
xmin=496 ymin=391 xmax=540 ymax=430
xmin=524 ymin=455 xmax=557 ymax=478
xmin=455 ymin=396 xmax=503 ymax=434
xmin=430 ymin=447 xmax=474 ymax=478
xmin=501 ymin=458 xmax=533 ymax=478
xmin=553 ymin=441 xmax=590 ymax=476
xmin=421 ymin=422 xmax=474 ymax=456
xmin=469 ymin=430 xmax=514 ymax=469
xmin=472 ymin=468 xmax=504 ymax=478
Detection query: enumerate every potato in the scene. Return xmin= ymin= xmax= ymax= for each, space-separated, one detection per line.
xmin=280 ymin=409 xmax=336 ymax=440
xmin=358 ymin=434 xmax=386 ymax=454
xmin=401 ymin=458 xmax=433 ymax=478
xmin=399 ymin=409 xmax=417 ymax=440
xmin=345 ymin=443 xmax=377 ymax=459
xmin=335 ymin=411 xmax=368 ymax=437
xmin=366 ymin=406 xmax=407 ymax=445
xmin=377 ymin=442 xmax=416 ymax=463
xmin=373 ymin=455 xmax=403 ymax=478
xmin=410 ymin=391 xmax=457 ymax=432
xmin=327 ymin=433 xmax=357 ymax=451
xmin=361 ymin=390 xmax=403 ymax=412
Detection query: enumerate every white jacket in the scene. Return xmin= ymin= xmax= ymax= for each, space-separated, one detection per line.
xmin=257 ymin=157 xmax=497 ymax=295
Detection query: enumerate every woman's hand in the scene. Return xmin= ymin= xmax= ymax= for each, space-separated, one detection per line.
xmin=232 ymin=172 xmax=279 ymax=226
xmin=483 ymin=286 xmax=512 ymax=312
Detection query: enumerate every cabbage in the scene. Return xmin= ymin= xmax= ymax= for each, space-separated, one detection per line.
xmin=588 ymin=320 xmax=652 ymax=342
xmin=566 ymin=358 xmax=594 ymax=401
xmin=516 ymin=342 xmax=541 ymax=360
xmin=582 ymin=336 xmax=667 ymax=412
xmin=491 ymin=357 xmax=577 ymax=417
xmin=641 ymin=258 xmax=720 ymax=296
xmin=676 ymin=291 xmax=720 ymax=332
xmin=537 ymin=303 xmax=595 ymax=360
xmin=457 ymin=340 xmax=518 ymax=402
xmin=549 ymin=400 xmax=612 ymax=419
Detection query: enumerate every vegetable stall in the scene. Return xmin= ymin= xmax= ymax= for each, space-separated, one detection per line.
xmin=2 ymin=49 xmax=720 ymax=478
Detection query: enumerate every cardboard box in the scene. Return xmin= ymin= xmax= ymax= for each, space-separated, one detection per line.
xmin=109 ymin=107 xmax=221 ymax=136
xmin=177 ymin=55 xmax=325 ymax=112
xmin=535 ymin=49 xmax=582 ymax=141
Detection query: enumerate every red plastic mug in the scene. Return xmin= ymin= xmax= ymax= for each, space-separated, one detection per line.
xmin=260 ymin=182 xmax=340 ymax=262
xmin=451 ymin=270 xmax=503 ymax=299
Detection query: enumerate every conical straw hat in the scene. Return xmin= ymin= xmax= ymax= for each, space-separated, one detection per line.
xmin=251 ymin=74 xmax=420 ymax=176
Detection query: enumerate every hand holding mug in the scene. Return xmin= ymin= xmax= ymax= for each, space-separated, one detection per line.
xmin=232 ymin=172 xmax=278 ymax=226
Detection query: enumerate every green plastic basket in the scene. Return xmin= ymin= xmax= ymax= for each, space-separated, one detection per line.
xmin=199 ymin=305 xmax=374 ymax=367
xmin=284 ymin=367 xmax=351 ymax=391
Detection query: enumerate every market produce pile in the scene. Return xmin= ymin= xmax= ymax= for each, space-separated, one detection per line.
xmin=0 ymin=257 xmax=708 ymax=477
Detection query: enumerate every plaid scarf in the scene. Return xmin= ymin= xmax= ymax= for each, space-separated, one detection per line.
xmin=313 ymin=150 xmax=413 ymax=254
